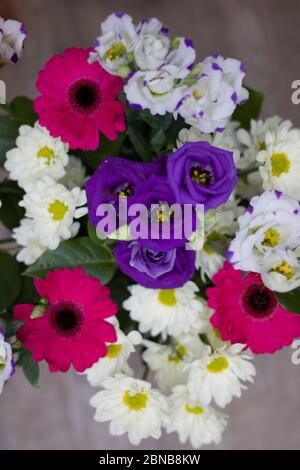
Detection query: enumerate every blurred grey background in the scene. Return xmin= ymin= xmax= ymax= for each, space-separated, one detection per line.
xmin=0 ymin=0 xmax=300 ymax=450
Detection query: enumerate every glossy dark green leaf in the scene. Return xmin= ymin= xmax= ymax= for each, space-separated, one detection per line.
xmin=19 ymin=349 xmax=40 ymax=388
xmin=276 ymin=288 xmax=300 ymax=315
xmin=232 ymin=86 xmax=264 ymax=130
xmin=74 ymin=132 xmax=125 ymax=171
xmin=0 ymin=180 xmax=25 ymax=230
xmin=127 ymin=125 xmax=153 ymax=161
xmin=0 ymin=251 xmax=21 ymax=312
xmin=8 ymin=96 xmax=37 ymax=126
xmin=25 ymin=237 xmax=116 ymax=285
xmin=140 ymin=110 xmax=173 ymax=130
xmin=150 ymin=128 xmax=166 ymax=153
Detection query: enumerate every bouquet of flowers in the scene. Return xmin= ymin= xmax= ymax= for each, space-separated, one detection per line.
xmin=1 ymin=11 xmax=300 ymax=448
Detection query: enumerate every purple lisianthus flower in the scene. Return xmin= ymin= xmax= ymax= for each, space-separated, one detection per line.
xmin=86 ymin=157 xmax=157 ymax=227
xmin=114 ymin=241 xmax=196 ymax=288
xmin=129 ymin=174 xmax=196 ymax=250
xmin=167 ymin=142 xmax=238 ymax=211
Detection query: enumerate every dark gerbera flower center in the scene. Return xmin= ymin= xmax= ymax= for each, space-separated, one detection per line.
xmin=190 ymin=165 xmax=212 ymax=186
xmin=69 ymin=79 xmax=100 ymax=113
xmin=50 ymin=301 xmax=83 ymax=336
xmin=242 ymin=283 xmax=278 ymax=319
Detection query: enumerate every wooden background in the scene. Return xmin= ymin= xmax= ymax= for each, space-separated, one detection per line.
xmin=0 ymin=0 xmax=300 ymax=450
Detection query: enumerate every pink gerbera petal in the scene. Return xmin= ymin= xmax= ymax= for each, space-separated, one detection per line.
xmin=13 ymin=268 xmax=118 ymax=372
xmin=34 ymin=48 xmax=126 ymax=151
xmin=206 ymin=262 xmax=300 ymax=354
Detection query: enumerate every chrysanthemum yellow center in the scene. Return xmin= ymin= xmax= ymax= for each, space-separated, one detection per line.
xmin=37 ymin=146 xmax=54 ymax=166
xmin=168 ymin=344 xmax=186 ymax=363
xmin=206 ymin=356 xmax=229 ymax=373
xmin=185 ymin=403 xmax=204 ymax=415
xmin=271 ymin=152 xmax=290 ymax=177
xmin=272 ymin=261 xmax=295 ymax=280
xmin=203 ymin=231 xmax=221 ymax=255
xmin=158 ymin=289 xmax=177 ymax=307
xmin=107 ymin=344 xmax=122 ymax=359
xmin=262 ymin=228 xmax=280 ymax=247
xmin=105 ymin=43 xmax=126 ymax=61
xmin=123 ymin=390 xmax=148 ymax=411
xmin=48 ymin=199 xmax=69 ymax=221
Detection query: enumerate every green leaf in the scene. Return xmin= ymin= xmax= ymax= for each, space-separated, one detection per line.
xmin=25 ymin=237 xmax=116 ymax=285
xmin=7 ymin=96 xmax=37 ymax=126
xmin=140 ymin=110 xmax=173 ymax=130
xmin=16 ymin=275 xmax=39 ymax=304
xmin=150 ymin=128 xmax=166 ymax=153
xmin=0 ymin=115 xmax=19 ymax=166
xmin=232 ymin=86 xmax=264 ymax=130
xmin=276 ymin=288 xmax=300 ymax=315
xmin=19 ymin=349 xmax=40 ymax=388
xmin=74 ymin=132 xmax=125 ymax=171
xmin=0 ymin=251 xmax=21 ymax=312
xmin=0 ymin=180 xmax=25 ymax=230
xmin=127 ymin=125 xmax=153 ymax=161
xmin=5 ymin=320 xmax=24 ymax=337
xmin=205 ymin=235 xmax=230 ymax=256
xmin=108 ymin=272 xmax=135 ymax=333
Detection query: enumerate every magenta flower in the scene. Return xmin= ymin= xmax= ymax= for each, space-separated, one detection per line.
xmin=34 ymin=48 xmax=126 ymax=150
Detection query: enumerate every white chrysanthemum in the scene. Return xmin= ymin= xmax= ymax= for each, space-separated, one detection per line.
xmin=261 ymin=248 xmax=300 ymax=293
xmin=0 ymin=332 xmax=14 ymax=394
xmin=257 ymin=121 xmax=300 ymax=200
xmin=196 ymin=248 xmax=225 ymax=281
xmin=229 ymin=190 xmax=300 ymax=272
xmin=5 ymin=122 xmax=69 ymax=190
xmin=19 ymin=176 xmax=87 ymax=250
xmin=60 ymin=155 xmax=86 ymax=190
xmin=90 ymin=374 xmax=168 ymax=445
xmin=177 ymin=122 xmax=241 ymax=164
xmin=185 ymin=344 xmax=256 ymax=408
xmin=235 ymin=170 xmax=263 ymax=200
xmin=177 ymin=55 xmax=248 ymax=133
xmin=0 ymin=17 xmax=26 ymax=65
xmin=89 ymin=12 xmax=136 ymax=76
xmin=123 ymin=282 xmax=206 ymax=338
xmin=237 ymin=116 xmax=282 ymax=170
xmin=85 ymin=319 xmax=142 ymax=386
xmin=13 ymin=218 xmax=47 ymax=265
xmin=142 ymin=335 xmax=205 ymax=393
xmin=165 ymin=385 xmax=228 ymax=448
xmin=125 ymin=65 xmax=186 ymax=115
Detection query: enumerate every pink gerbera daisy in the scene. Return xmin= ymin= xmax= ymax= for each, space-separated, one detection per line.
xmin=34 ymin=48 xmax=126 ymax=150
xmin=14 ymin=268 xmax=118 ymax=372
xmin=206 ymin=262 xmax=300 ymax=354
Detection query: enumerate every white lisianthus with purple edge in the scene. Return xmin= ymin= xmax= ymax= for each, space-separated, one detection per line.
xmin=176 ymin=54 xmax=248 ymax=133
xmin=0 ymin=17 xmax=27 ymax=65
xmin=0 ymin=332 xmax=14 ymax=394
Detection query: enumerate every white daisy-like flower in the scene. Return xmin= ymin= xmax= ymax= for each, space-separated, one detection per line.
xmin=123 ymin=282 xmax=206 ymax=338
xmin=261 ymin=248 xmax=300 ymax=293
xmin=0 ymin=17 xmax=26 ymax=65
xmin=228 ymin=190 xmax=300 ymax=273
xmin=125 ymin=65 xmax=186 ymax=115
xmin=142 ymin=335 xmax=205 ymax=393
xmin=256 ymin=120 xmax=300 ymax=200
xmin=13 ymin=218 xmax=47 ymax=265
xmin=90 ymin=374 xmax=168 ymax=445
xmin=19 ymin=176 xmax=87 ymax=250
xmin=5 ymin=122 xmax=69 ymax=190
xmin=0 ymin=332 xmax=14 ymax=394
xmin=237 ymin=116 xmax=282 ymax=170
xmin=185 ymin=344 xmax=256 ymax=408
xmin=165 ymin=385 xmax=228 ymax=448
xmin=196 ymin=248 xmax=225 ymax=282
xmin=177 ymin=55 xmax=248 ymax=133
xmin=89 ymin=12 xmax=136 ymax=76
xmin=85 ymin=319 xmax=142 ymax=386
xmin=60 ymin=155 xmax=86 ymax=190
xmin=177 ymin=122 xmax=241 ymax=164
